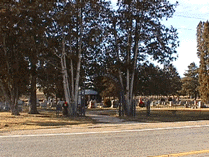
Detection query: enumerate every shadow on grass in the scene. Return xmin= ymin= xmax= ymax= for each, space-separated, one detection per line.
xmin=28 ymin=115 xmax=97 ymax=127
xmin=25 ymin=121 xmax=88 ymax=127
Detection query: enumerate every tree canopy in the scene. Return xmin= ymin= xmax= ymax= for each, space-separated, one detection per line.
xmin=0 ymin=0 xmax=179 ymax=116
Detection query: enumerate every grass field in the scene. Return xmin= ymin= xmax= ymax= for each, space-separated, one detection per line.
xmin=118 ymin=107 xmax=209 ymax=122
xmin=0 ymin=108 xmax=96 ymax=132
xmin=1 ymin=106 xmax=209 ymax=132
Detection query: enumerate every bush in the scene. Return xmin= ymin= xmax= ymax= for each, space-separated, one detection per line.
xmin=103 ymin=99 xmax=111 ymax=107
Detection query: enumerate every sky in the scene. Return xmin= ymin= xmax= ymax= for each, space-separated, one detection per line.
xmin=111 ymin=0 xmax=209 ymax=77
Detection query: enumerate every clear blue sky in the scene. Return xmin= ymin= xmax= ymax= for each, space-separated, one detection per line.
xmin=111 ymin=0 xmax=209 ymax=77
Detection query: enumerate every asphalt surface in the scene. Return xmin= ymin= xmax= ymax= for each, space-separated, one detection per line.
xmin=1 ymin=125 xmax=209 ymax=157
xmin=1 ymin=111 xmax=209 ymax=157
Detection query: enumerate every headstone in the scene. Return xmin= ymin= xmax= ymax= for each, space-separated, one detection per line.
xmin=40 ymin=100 xmax=47 ymax=108
xmin=88 ymin=100 xmax=92 ymax=108
xmin=113 ymin=100 xmax=119 ymax=108
xmin=150 ymin=101 xmax=154 ymax=107
xmin=169 ymin=101 xmax=173 ymax=106
xmin=111 ymin=100 xmax=114 ymax=108
xmin=198 ymin=101 xmax=201 ymax=108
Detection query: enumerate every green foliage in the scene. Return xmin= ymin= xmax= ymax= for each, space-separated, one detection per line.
xmin=162 ymin=64 xmax=182 ymax=96
xmin=180 ymin=62 xmax=199 ymax=98
xmin=135 ymin=63 xmax=181 ymax=96
xmin=94 ymin=76 xmax=119 ymax=98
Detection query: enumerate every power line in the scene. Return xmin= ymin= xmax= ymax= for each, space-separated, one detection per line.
xmin=174 ymin=14 xmax=208 ymax=20
xmin=176 ymin=28 xmax=195 ymax=31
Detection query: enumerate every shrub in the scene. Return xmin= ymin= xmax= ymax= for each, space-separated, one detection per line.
xmin=103 ymin=99 xmax=111 ymax=107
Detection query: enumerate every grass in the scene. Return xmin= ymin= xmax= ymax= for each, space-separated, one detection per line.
xmin=2 ymin=106 xmax=209 ymax=132
xmin=88 ymin=107 xmax=117 ymax=116
xmin=0 ymin=107 xmax=96 ymax=133
xmin=118 ymin=107 xmax=209 ymax=122
xmin=87 ymin=106 xmax=209 ymax=122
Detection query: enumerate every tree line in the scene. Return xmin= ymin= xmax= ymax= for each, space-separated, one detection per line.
xmin=0 ymin=0 xmax=179 ymax=116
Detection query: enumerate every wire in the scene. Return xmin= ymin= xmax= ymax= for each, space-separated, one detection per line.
xmin=174 ymin=14 xmax=208 ymax=20
xmin=176 ymin=28 xmax=195 ymax=31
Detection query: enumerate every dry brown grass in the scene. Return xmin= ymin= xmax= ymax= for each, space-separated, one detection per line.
xmin=0 ymin=108 xmax=96 ymax=132
xmin=119 ymin=107 xmax=209 ymax=122
xmin=2 ymin=106 xmax=209 ymax=133
xmin=89 ymin=107 xmax=209 ymax=122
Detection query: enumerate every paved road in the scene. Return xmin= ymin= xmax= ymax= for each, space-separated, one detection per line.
xmin=1 ymin=125 xmax=209 ymax=157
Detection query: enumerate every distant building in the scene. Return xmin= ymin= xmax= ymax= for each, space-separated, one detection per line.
xmin=79 ymin=89 xmax=101 ymax=105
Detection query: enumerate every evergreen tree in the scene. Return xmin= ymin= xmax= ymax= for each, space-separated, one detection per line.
xmin=163 ymin=64 xmax=181 ymax=96
xmin=181 ymin=62 xmax=199 ymax=99
xmin=135 ymin=63 xmax=181 ymax=96
xmin=197 ymin=21 xmax=209 ymax=102
xmin=0 ymin=2 xmax=30 ymax=115
xmin=0 ymin=1 xmax=56 ymax=114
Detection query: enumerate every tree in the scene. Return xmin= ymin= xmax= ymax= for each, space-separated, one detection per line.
xmin=0 ymin=0 xmax=179 ymax=117
xmin=0 ymin=3 xmax=30 ymax=115
xmin=45 ymin=0 xmax=111 ymax=116
xmin=135 ymin=63 xmax=165 ymax=96
xmin=94 ymin=76 xmax=120 ymax=98
xmin=197 ymin=21 xmax=209 ymax=102
xmin=134 ymin=63 xmax=181 ymax=96
xmin=0 ymin=1 xmax=58 ymax=114
xmin=105 ymin=0 xmax=179 ymax=116
xmin=162 ymin=64 xmax=181 ymax=96
xmin=37 ymin=58 xmax=64 ymax=100
xmin=18 ymin=1 xmax=55 ymax=114
xmin=181 ymin=62 xmax=199 ymax=99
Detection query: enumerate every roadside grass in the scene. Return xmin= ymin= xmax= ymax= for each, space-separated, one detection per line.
xmin=118 ymin=107 xmax=209 ymax=122
xmin=2 ymin=106 xmax=209 ymax=132
xmin=0 ymin=107 xmax=96 ymax=132
xmin=88 ymin=106 xmax=209 ymax=122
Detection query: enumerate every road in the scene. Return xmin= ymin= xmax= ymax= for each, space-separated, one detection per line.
xmin=1 ymin=125 xmax=209 ymax=157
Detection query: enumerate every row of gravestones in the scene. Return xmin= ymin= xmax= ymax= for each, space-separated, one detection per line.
xmin=136 ymin=98 xmax=207 ymax=109
xmin=88 ymin=98 xmax=208 ymax=109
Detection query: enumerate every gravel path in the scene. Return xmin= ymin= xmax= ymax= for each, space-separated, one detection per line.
xmin=85 ymin=110 xmax=126 ymax=123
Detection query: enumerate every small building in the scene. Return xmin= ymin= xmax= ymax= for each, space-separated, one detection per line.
xmin=79 ymin=89 xmax=101 ymax=106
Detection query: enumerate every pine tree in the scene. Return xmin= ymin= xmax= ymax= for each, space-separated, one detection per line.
xmin=197 ymin=21 xmax=209 ymax=102
xmin=162 ymin=64 xmax=181 ymax=96
xmin=181 ymin=62 xmax=199 ymax=99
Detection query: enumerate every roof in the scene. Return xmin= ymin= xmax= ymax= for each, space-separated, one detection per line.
xmin=80 ymin=89 xmax=98 ymax=95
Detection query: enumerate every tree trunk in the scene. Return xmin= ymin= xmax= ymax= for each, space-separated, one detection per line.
xmin=113 ymin=23 xmax=125 ymax=114
xmin=61 ymin=36 xmax=71 ymax=115
xmin=70 ymin=59 xmax=75 ymax=101
xmin=2 ymin=35 xmax=20 ymax=115
xmin=126 ymin=69 xmax=131 ymax=116
xmin=125 ymin=20 xmax=132 ymax=116
xmin=0 ymin=80 xmax=18 ymax=115
xmin=69 ymin=31 xmax=75 ymax=102
xmin=11 ymin=87 xmax=20 ymax=115
xmin=73 ymin=4 xmax=83 ymax=116
xmin=129 ymin=20 xmax=139 ymax=114
xmin=74 ymin=56 xmax=81 ymax=116
xmin=28 ymin=58 xmax=39 ymax=114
